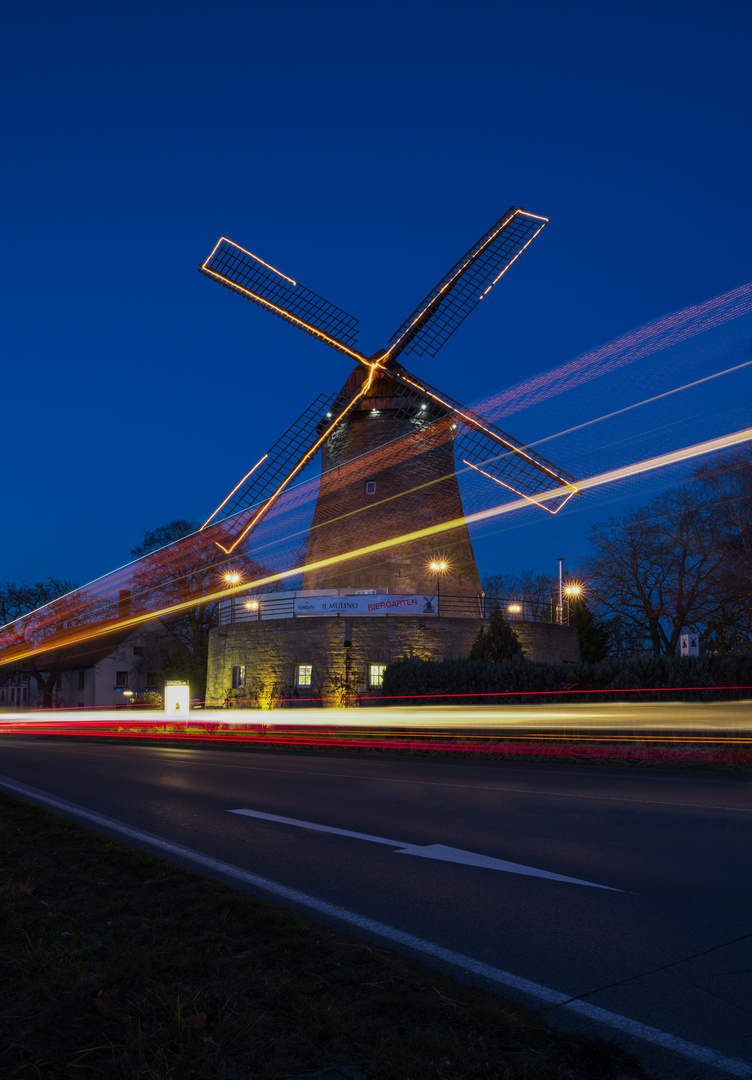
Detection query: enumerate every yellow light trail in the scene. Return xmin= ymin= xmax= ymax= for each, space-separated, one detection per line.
xmin=4 ymin=425 xmax=751 ymax=666
xmin=3 ymin=701 xmax=751 ymax=736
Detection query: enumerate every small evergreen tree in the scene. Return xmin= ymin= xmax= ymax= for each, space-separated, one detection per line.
xmin=569 ymin=597 xmax=610 ymax=663
xmin=469 ymin=604 xmax=524 ymax=662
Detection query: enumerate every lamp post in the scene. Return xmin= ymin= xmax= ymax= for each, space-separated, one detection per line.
xmin=430 ymin=560 xmax=447 ymax=616
xmin=564 ymin=583 xmax=581 ymax=626
xmin=223 ymin=571 xmax=241 ymax=624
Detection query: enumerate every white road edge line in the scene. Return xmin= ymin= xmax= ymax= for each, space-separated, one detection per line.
xmin=229 ymin=807 xmax=622 ymax=891
xmin=1 ymin=775 xmax=749 ymax=1079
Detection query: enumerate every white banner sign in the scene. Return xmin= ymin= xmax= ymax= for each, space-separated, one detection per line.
xmin=680 ymin=633 xmax=699 ymax=656
xmin=293 ymin=594 xmax=438 ymax=617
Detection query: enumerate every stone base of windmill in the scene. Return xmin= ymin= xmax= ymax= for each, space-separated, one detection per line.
xmin=206 ymin=614 xmax=580 ymax=709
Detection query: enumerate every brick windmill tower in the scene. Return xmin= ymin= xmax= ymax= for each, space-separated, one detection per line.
xmin=199 ymin=208 xmax=578 ymax=594
xmin=199 ymin=208 xmax=581 ymax=704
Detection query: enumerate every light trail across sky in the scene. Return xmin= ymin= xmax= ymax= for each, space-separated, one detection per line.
xmin=1 ymin=424 xmax=751 ymax=667
xmin=481 ymin=280 xmax=752 ymax=422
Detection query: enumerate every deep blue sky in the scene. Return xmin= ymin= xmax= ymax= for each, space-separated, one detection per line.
xmin=3 ymin=0 xmax=751 ymax=589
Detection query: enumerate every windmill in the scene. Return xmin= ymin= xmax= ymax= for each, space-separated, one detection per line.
xmin=198 ymin=207 xmax=579 ymax=596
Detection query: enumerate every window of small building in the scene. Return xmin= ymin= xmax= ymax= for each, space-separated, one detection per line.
xmin=365 ymin=481 xmax=376 ymax=495
xmin=146 ymin=672 xmax=158 ymax=686
xmin=296 ymin=664 xmax=312 ymax=687
xmin=115 ymin=671 xmax=129 ymax=688
xmin=369 ymin=663 xmax=386 ymax=687
xmin=232 ymin=665 xmax=246 ymax=689
xmin=78 ymin=670 xmax=85 ymax=689
xmin=133 ymin=645 xmax=144 ymax=656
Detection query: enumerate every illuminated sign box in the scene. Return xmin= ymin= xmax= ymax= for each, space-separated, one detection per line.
xmin=164 ymin=681 xmax=190 ymax=713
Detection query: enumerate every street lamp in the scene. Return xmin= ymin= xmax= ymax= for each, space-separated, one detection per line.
xmin=223 ymin=571 xmax=241 ymax=623
xmin=430 ymin=560 xmax=447 ymax=615
xmin=564 ymin=584 xmax=581 ymax=626
xmin=245 ymin=600 xmax=260 ymax=621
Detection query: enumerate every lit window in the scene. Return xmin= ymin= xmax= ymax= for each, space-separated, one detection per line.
xmin=232 ymin=665 xmax=245 ymax=689
xmin=365 ymin=481 xmax=376 ymax=495
xmin=115 ymin=671 xmax=129 ymax=688
xmin=296 ymin=664 xmax=312 ymax=687
xmin=369 ymin=663 xmax=386 ymax=686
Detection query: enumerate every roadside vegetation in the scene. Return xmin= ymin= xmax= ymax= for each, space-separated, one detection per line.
xmin=1 ymin=791 xmax=649 ymax=1080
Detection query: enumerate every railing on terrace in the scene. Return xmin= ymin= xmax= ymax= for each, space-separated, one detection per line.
xmin=217 ymin=589 xmax=571 ymax=626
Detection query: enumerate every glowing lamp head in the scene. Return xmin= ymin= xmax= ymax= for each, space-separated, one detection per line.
xmin=507 ymin=604 xmax=522 ymax=614
xmin=564 ymin=585 xmax=581 ymax=597
xmin=224 ymin=572 xmax=241 ymax=585
xmin=430 ymin=560 xmax=447 ymax=573
xmin=245 ymin=600 xmax=259 ymax=610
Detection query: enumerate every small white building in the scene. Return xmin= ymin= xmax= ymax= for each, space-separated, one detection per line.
xmin=29 ymin=624 xmax=177 ymax=710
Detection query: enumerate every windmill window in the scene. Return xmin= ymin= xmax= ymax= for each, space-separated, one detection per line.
xmin=296 ymin=664 xmax=312 ymax=687
xmin=369 ymin=663 xmax=386 ymax=686
xmin=133 ymin=646 xmax=144 ymax=656
xmin=232 ymin=665 xmax=245 ymax=689
xmin=365 ymin=481 xmax=376 ymax=495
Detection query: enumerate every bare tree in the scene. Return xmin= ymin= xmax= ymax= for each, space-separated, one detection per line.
xmin=0 ymin=578 xmax=78 ymax=707
xmin=583 ymin=484 xmax=747 ymax=655
xmin=695 ymin=444 xmax=752 ymax=594
xmin=129 ymin=520 xmax=275 ymax=698
xmin=482 ymin=569 xmax=556 ymax=622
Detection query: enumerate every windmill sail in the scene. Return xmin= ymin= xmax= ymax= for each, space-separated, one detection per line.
xmin=200 ymin=238 xmax=361 ymax=358
xmin=385 ymin=367 xmax=579 ymax=512
xmin=200 ymin=206 xmax=580 ymax=539
xmin=202 ymin=377 xmax=378 ymax=554
xmin=386 ymin=208 xmax=548 ymax=361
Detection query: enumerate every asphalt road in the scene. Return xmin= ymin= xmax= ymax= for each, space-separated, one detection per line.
xmin=1 ymin=737 xmax=751 ymax=1079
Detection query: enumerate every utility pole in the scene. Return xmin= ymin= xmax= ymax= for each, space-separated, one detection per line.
xmin=557 ymin=557 xmax=564 ymax=625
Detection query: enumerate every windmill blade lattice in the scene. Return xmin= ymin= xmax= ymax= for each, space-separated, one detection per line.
xmin=202 ymin=376 xmax=379 ymax=553
xmin=387 ymin=208 xmax=547 ymax=361
xmin=201 ymin=393 xmax=341 ymax=529
xmin=200 ymin=238 xmax=360 ymax=357
xmin=386 ymin=367 xmax=579 ymax=513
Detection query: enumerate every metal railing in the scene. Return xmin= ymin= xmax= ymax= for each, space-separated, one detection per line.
xmin=217 ymin=590 xmax=571 ymax=626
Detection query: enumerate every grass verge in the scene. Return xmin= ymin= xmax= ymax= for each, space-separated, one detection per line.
xmin=1 ymin=791 xmax=648 ymax=1080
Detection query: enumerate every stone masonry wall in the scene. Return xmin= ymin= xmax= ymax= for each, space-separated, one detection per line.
xmin=302 ymin=366 xmax=483 ymax=596
xmin=206 ymin=615 xmax=581 ymax=707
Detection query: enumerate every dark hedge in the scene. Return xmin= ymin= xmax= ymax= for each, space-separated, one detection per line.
xmin=378 ymin=653 xmax=752 ymax=704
